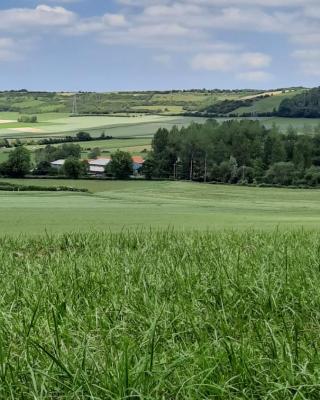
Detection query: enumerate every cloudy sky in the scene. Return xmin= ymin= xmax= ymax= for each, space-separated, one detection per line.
xmin=0 ymin=0 xmax=319 ymax=91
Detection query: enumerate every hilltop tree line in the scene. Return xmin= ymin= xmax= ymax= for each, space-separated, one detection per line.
xmin=278 ymin=87 xmax=320 ymax=118
xmin=195 ymin=88 xmax=320 ymax=118
xmin=143 ymin=119 xmax=320 ymax=187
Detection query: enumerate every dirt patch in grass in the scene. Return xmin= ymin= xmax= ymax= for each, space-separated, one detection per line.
xmin=0 ymin=119 xmax=16 ymax=124
xmin=10 ymin=127 xmax=44 ymax=133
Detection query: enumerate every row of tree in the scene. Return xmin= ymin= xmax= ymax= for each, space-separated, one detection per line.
xmin=278 ymin=87 xmax=320 ymax=118
xmin=0 ymin=145 xmax=135 ymax=179
xmin=142 ymin=119 xmax=320 ymax=186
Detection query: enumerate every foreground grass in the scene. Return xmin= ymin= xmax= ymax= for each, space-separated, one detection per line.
xmin=1 ymin=230 xmax=320 ymax=398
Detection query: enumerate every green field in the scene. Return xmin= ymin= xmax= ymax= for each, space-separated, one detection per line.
xmin=260 ymin=117 xmax=320 ymax=133
xmin=0 ymin=114 xmax=177 ymax=138
xmin=79 ymin=138 xmax=151 ymax=156
xmin=0 ymin=114 xmax=207 ymax=140
xmin=2 ymin=229 xmax=320 ymax=398
xmin=1 ymin=180 xmax=320 ymax=235
xmin=234 ymin=90 xmax=305 ymax=115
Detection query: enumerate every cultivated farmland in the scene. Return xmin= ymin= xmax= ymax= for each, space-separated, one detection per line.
xmin=1 ymin=180 xmax=320 ymax=234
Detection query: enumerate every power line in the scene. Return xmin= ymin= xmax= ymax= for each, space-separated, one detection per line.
xmin=72 ymin=94 xmax=78 ymax=115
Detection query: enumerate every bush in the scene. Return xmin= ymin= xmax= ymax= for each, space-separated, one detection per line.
xmin=17 ymin=115 xmax=37 ymax=123
xmin=0 ymin=181 xmax=88 ymax=192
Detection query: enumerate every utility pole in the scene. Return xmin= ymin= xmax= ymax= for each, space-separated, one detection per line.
xmin=190 ymin=154 xmax=193 ymax=181
xmin=72 ymin=94 xmax=78 ymax=115
xmin=204 ymin=153 xmax=207 ymax=183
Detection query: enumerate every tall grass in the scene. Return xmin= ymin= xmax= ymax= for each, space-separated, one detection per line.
xmin=1 ymin=230 xmax=320 ymax=398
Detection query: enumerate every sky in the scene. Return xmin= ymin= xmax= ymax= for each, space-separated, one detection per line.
xmin=0 ymin=0 xmax=319 ymax=91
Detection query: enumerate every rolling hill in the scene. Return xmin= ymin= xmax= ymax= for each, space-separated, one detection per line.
xmin=0 ymin=88 xmax=309 ymax=117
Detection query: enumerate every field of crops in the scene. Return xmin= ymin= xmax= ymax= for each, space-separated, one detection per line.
xmin=1 ymin=180 xmax=320 ymax=235
xmin=234 ymin=90 xmax=305 ymax=115
xmin=0 ymin=113 xmax=181 ymax=138
xmin=1 ymin=229 xmax=320 ymax=398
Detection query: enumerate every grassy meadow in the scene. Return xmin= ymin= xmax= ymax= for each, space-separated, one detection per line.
xmin=234 ymin=90 xmax=305 ymax=115
xmin=1 ymin=180 xmax=320 ymax=235
xmin=2 ymin=89 xmax=320 ymax=398
xmin=2 ymin=230 xmax=320 ymax=398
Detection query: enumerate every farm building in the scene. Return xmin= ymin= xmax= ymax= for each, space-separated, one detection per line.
xmin=88 ymin=158 xmax=111 ymax=168
xmin=87 ymin=158 xmax=111 ymax=175
xmin=50 ymin=156 xmax=144 ymax=176
xmin=50 ymin=159 xmax=65 ymax=170
xmin=132 ymin=156 xmax=145 ymax=171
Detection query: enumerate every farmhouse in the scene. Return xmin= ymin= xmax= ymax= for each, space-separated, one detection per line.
xmin=132 ymin=156 xmax=145 ymax=171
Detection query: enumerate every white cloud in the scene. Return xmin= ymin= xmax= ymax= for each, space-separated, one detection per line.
xmin=0 ymin=37 xmax=23 ymax=62
xmin=0 ymin=0 xmax=318 ymax=81
xmin=102 ymin=13 xmax=128 ymax=27
xmin=191 ymin=52 xmax=271 ymax=71
xmin=153 ymin=54 xmax=173 ymax=67
xmin=45 ymin=0 xmax=80 ymax=3
xmin=237 ymin=71 xmax=273 ymax=82
xmin=0 ymin=5 xmax=76 ymax=32
xmin=117 ymin=0 xmax=319 ymax=7
xmin=293 ymin=49 xmax=320 ymax=76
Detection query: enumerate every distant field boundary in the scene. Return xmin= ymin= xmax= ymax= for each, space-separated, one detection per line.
xmin=0 ymin=181 xmax=89 ymax=192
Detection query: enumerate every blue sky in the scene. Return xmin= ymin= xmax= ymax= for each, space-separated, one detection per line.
xmin=0 ymin=0 xmax=319 ymax=91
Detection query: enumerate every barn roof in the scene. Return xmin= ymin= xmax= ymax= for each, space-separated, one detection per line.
xmin=132 ymin=156 xmax=145 ymax=164
xmin=88 ymin=158 xmax=111 ymax=167
xmin=51 ymin=159 xmax=65 ymax=166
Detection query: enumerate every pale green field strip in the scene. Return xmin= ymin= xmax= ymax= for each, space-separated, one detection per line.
xmin=234 ymin=90 xmax=305 ymax=114
xmin=1 ymin=180 xmax=320 ymax=234
xmin=0 ymin=115 xmax=204 ymax=140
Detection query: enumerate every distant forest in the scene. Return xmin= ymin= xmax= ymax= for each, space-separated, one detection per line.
xmin=193 ymin=88 xmax=320 ymax=118
xmin=144 ymin=119 xmax=320 ymax=187
xmin=278 ymin=87 xmax=320 ymax=118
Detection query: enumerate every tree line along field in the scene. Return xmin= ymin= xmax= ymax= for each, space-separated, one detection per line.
xmin=1 ymin=180 xmax=320 ymax=234
xmin=0 ymin=87 xmax=310 ymax=118
xmin=1 ymin=111 xmax=320 ymax=165
xmin=0 ymin=89 xmax=285 ymax=115
xmin=2 ymin=229 xmax=320 ymax=398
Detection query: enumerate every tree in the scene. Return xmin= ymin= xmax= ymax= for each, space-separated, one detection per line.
xmin=305 ymin=166 xmax=320 ymax=186
xmin=109 ymin=150 xmax=133 ymax=179
xmin=35 ymin=143 xmax=82 ymax=163
xmin=33 ymin=160 xmax=55 ymax=176
xmin=76 ymin=131 xmax=91 ymax=141
xmin=63 ymin=158 xmax=86 ymax=179
xmin=142 ymin=157 xmax=155 ymax=180
xmin=2 ymin=146 xmax=31 ymax=177
xmin=265 ymin=162 xmax=296 ymax=186
xmin=88 ymin=147 xmax=101 ymax=159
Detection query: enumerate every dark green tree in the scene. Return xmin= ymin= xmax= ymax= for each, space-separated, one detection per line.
xmin=88 ymin=147 xmax=101 ymax=159
xmin=109 ymin=150 xmax=133 ymax=179
xmin=2 ymin=146 xmax=31 ymax=177
xmin=265 ymin=162 xmax=296 ymax=186
xmin=63 ymin=158 xmax=86 ymax=179
xmin=76 ymin=131 xmax=91 ymax=141
xmin=142 ymin=156 xmax=155 ymax=180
